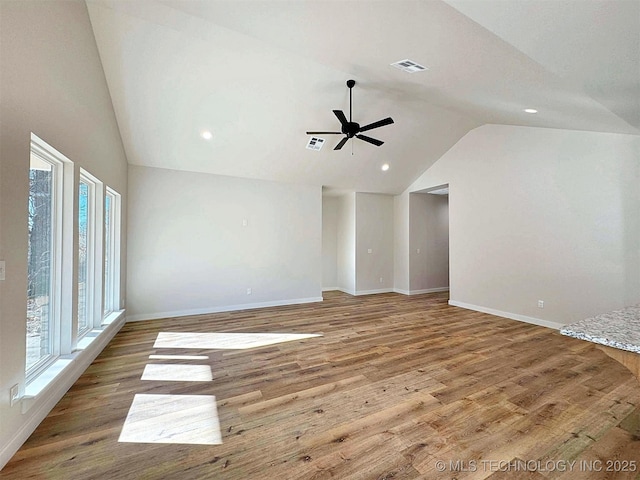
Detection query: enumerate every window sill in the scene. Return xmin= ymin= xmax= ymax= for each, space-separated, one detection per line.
xmin=102 ymin=310 xmax=124 ymax=326
xmin=22 ymin=310 xmax=125 ymax=414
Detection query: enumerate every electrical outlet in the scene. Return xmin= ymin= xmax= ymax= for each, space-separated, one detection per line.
xmin=367 ymin=249 xmax=372 ymax=254
xmin=0 ymin=260 xmax=5 ymax=281
xmin=10 ymin=384 xmax=19 ymax=407
xmin=246 ymin=288 xmax=252 ymax=295
xmin=538 ymin=300 xmax=544 ymax=308
xmin=379 ymin=277 xmax=383 ymax=283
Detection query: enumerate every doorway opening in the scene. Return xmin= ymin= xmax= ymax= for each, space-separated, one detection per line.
xmin=409 ymin=184 xmax=449 ymax=296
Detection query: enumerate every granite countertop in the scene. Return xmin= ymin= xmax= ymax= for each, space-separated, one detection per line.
xmin=560 ymin=304 xmax=640 ymax=354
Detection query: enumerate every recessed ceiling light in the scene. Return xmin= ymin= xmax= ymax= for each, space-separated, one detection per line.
xmin=524 ymin=108 xmax=538 ymax=114
xmin=201 ymin=130 xmax=213 ymax=140
xmin=381 ymin=163 xmax=390 ymax=171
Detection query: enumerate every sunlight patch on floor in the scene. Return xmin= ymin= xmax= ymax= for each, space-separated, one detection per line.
xmin=118 ymin=394 xmax=222 ymax=445
xmin=118 ymin=332 xmax=322 ymax=445
xmin=141 ymin=364 xmax=213 ymax=382
xmin=153 ymin=331 xmax=322 ymax=350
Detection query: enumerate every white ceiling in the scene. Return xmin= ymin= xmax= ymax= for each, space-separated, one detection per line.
xmin=86 ymin=0 xmax=640 ymax=195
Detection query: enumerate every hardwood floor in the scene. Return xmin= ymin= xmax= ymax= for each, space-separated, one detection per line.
xmin=2 ymin=291 xmax=640 ymax=479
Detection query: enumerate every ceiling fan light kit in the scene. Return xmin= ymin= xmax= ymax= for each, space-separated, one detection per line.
xmin=306 ymin=80 xmax=394 ymax=150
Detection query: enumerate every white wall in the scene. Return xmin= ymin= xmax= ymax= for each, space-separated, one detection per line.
xmin=0 ymin=0 xmax=128 ymax=468
xmin=408 ymin=124 xmax=640 ymax=326
xmin=355 ymin=193 xmax=394 ymax=294
xmin=127 ymin=166 xmax=322 ymax=320
xmin=393 ymin=192 xmax=410 ymax=294
xmin=336 ymin=194 xmax=356 ymax=294
xmin=322 ymin=196 xmax=338 ymax=290
xmin=409 ymin=193 xmax=449 ymax=292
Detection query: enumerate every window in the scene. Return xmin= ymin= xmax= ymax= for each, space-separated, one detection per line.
xmin=26 ymin=135 xmax=71 ymax=379
xmin=103 ymin=187 xmax=121 ymax=319
xmin=26 ymin=134 xmax=122 ymax=389
xmin=26 ymin=153 xmax=56 ymax=372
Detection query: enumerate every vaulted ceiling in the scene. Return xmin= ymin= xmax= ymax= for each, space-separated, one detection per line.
xmin=86 ymin=0 xmax=639 ymax=195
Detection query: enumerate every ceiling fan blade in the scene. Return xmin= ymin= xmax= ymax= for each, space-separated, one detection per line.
xmin=333 ymin=110 xmax=348 ymax=127
xmin=359 ymin=117 xmax=394 ymax=132
xmin=334 ymin=136 xmax=349 ymax=150
xmin=356 ymin=134 xmax=384 ymax=147
xmin=306 ymin=131 xmax=342 ymax=135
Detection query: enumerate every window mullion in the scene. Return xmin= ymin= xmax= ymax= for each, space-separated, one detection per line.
xmin=60 ymin=162 xmax=76 ymax=354
xmin=92 ymin=182 xmax=104 ymax=329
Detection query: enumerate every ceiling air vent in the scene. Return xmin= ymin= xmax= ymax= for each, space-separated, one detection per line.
xmin=306 ymin=137 xmax=325 ymax=151
xmin=391 ymin=59 xmax=428 ymax=73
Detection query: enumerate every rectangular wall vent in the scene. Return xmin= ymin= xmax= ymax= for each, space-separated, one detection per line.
xmin=391 ymin=59 xmax=428 ymax=73
xmin=306 ymin=137 xmax=325 ymax=151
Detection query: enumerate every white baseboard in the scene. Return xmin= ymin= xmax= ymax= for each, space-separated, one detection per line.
xmin=410 ymin=287 xmax=449 ymax=295
xmin=448 ymin=300 xmax=563 ymax=330
xmin=126 ymin=296 xmax=324 ymax=322
xmin=337 ymin=288 xmax=356 ymax=295
xmin=322 ymin=287 xmax=339 ymax=292
xmin=336 ymin=287 xmax=449 ymax=296
xmin=1 ymin=312 xmax=127 ymax=470
xmin=393 ymin=287 xmax=449 ymax=295
xmin=354 ymin=288 xmax=394 ymax=296
xmin=335 ymin=288 xmax=394 ymax=296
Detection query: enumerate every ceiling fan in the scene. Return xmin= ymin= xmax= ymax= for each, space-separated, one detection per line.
xmin=306 ymin=79 xmax=394 ymax=150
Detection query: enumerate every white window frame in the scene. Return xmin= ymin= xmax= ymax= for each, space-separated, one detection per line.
xmin=103 ymin=187 xmax=121 ymax=322
xmin=27 ymin=134 xmax=74 ymax=384
xmin=77 ymin=170 xmax=104 ymax=338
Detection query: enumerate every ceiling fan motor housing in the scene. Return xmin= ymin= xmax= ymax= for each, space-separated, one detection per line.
xmin=343 ymin=122 xmax=360 ymax=137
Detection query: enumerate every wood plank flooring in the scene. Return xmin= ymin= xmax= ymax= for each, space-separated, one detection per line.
xmin=2 ymin=291 xmax=640 ymax=479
